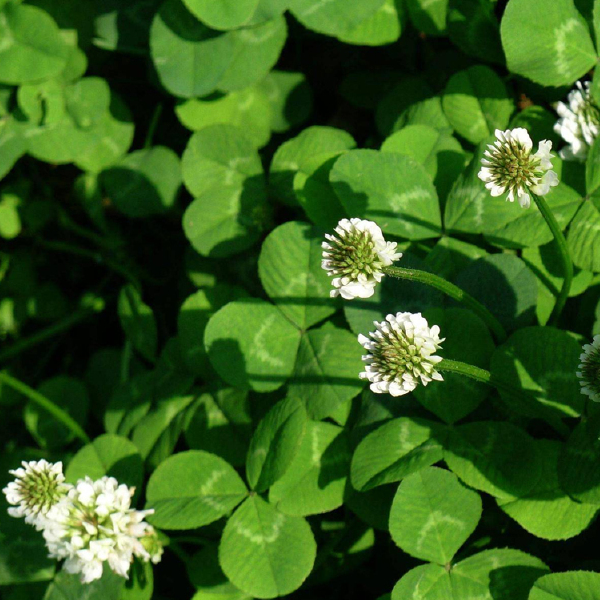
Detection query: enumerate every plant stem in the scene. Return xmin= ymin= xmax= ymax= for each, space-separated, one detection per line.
xmin=382 ymin=266 xmax=507 ymax=343
xmin=438 ymin=358 xmax=569 ymax=436
xmin=439 ymin=358 xmax=539 ymax=399
xmin=439 ymin=357 xmax=544 ymax=415
xmin=0 ymin=302 xmax=104 ymax=365
xmin=55 ymin=207 xmax=114 ymax=251
xmin=531 ymin=193 xmax=573 ymax=325
xmin=0 ymin=372 xmax=90 ymax=444
xmin=437 ymin=358 xmax=492 ymax=384
xmin=145 ymin=103 xmax=163 ymax=149
xmin=37 ymin=238 xmax=141 ymax=290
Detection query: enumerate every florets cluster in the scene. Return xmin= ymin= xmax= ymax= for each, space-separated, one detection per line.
xmin=358 ymin=312 xmax=444 ymax=396
xmin=555 ymin=81 xmax=600 ymax=161
xmin=2 ymin=461 xmax=162 ymax=584
xmin=478 ymin=128 xmax=559 ymax=208
xmin=322 ymin=218 xmax=402 ymax=300
xmin=2 ymin=460 xmax=67 ymax=528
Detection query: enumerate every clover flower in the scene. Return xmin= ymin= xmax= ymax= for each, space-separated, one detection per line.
xmin=577 ymin=334 xmax=600 ymax=402
xmin=4 ymin=462 xmax=163 ymax=585
xmin=322 ymin=218 xmax=402 ymax=300
xmin=2 ymin=460 xmax=68 ymax=528
xmin=555 ymin=81 xmax=600 ymax=161
xmin=358 ymin=312 xmax=444 ymax=396
xmin=42 ymin=476 xmax=162 ymax=583
xmin=478 ymin=128 xmax=559 ymax=209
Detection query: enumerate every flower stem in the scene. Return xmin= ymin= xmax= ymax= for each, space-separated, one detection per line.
xmin=437 ymin=358 xmax=492 ymax=384
xmin=145 ymin=103 xmax=163 ymax=149
xmin=531 ymin=193 xmax=573 ymax=325
xmin=0 ymin=372 xmax=90 ymax=444
xmin=382 ymin=266 xmax=507 ymax=343
xmin=0 ymin=300 xmax=104 ymax=365
xmin=437 ymin=358 xmax=569 ymax=436
xmin=439 ymin=358 xmax=535 ymax=399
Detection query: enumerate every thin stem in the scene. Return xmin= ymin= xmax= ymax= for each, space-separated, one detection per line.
xmin=37 ymin=239 xmax=141 ymax=290
xmin=0 ymin=372 xmax=90 ymax=444
xmin=36 ymin=239 xmax=103 ymax=263
xmin=438 ymin=358 xmax=569 ymax=437
xmin=531 ymin=193 xmax=573 ymax=325
xmin=439 ymin=358 xmax=544 ymax=398
xmin=437 ymin=358 xmax=492 ymax=384
xmin=145 ymin=103 xmax=163 ymax=149
xmin=0 ymin=303 xmax=104 ymax=365
xmin=55 ymin=207 xmax=114 ymax=250
xmin=383 ymin=266 xmax=507 ymax=343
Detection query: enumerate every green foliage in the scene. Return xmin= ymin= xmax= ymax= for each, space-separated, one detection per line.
xmin=288 ymin=325 xmax=364 ymax=421
xmin=204 ymin=299 xmax=301 ymax=392
xmin=529 ymin=571 xmax=600 ymax=600
xmin=258 ymin=221 xmax=335 ymax=329
xmin=497 ymin=440 xmax=596 ymax=540
xmin=118 ymin=285 xmax=158 ymax=362
xmin=246 ymin=397 xmax=307 ymax=492
xmin=330 ymin=150 xmax=442 ymax=240
xmin=100 ymin=147 xmax=181 ymax=218
xmin=43 ymin=568 xmax=125 ymax=600
xmin=184 ymin=387 xmax=251 ymax=466
xmin=0 ymin=3 xmax=68 ymax=84
xmin=2 ymin=0 xmax=600 ymax=598
xmin=182 ymin=124 xmax=269 ymax=257
xmin=442 ymin=66 xmax=513 ymax=144
xmin=269 ymin=421 xmax=350 ymax=515
xmin=0 ymin=515 xmax=55 ymax=585
xmin=65 ymin=434 xmax=143 ymax=490
xmin=389 ymin=466 xmax=482 ymax=564
xmin=491 ymin=327 xmax=584 ymax=421
xmin=393 ymin=549 xmax=549 ymax=600
xmin=219 ymin=495 xmax=316 ymax=599
xmin=501 ymin=0 xmax=597 ymax=86
xmin=415 ymin=308 xmax=494 ymax=423
xmin=146 ymin=450 xmax=248 ymax=529
xmin=24 ymin=376 xmax=89 ymax=450
xmin=351 ymin=417 xmax=445 ymax=491
xmin=558 ymin=418 xmax=600 ymax=505
xmin=444 ymin=422 xmax=542 ymax=499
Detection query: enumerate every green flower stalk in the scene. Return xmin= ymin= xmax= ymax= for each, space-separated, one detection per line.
xmin=322 ymin=219 xmax=507 ymax=342
xmin=382 ymin=266 xmax=507 ymax=343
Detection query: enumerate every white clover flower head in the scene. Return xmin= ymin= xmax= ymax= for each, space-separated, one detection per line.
xmin=139 ymin=525 xmax=164 ymax=564
xmin=555 ymin=81 xmax=600 ymax=161
xmin=577 ymin=334 xmax=600 ymax=402
xmin=42 ymin=476 xmax=162 ymax=584
xmin=478 ymin=128 xmax=559 ymax=209
xmin=2 ymin=460 xmax=68 ymax=528
xmin=358 ymin=312 xmax=444 ymax=397
xmin=322 ymin=218 xmax=402 ymax=300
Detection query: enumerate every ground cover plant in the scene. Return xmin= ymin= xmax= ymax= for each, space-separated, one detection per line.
xmin=2 ymin=0 xmax=600 ymax=598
